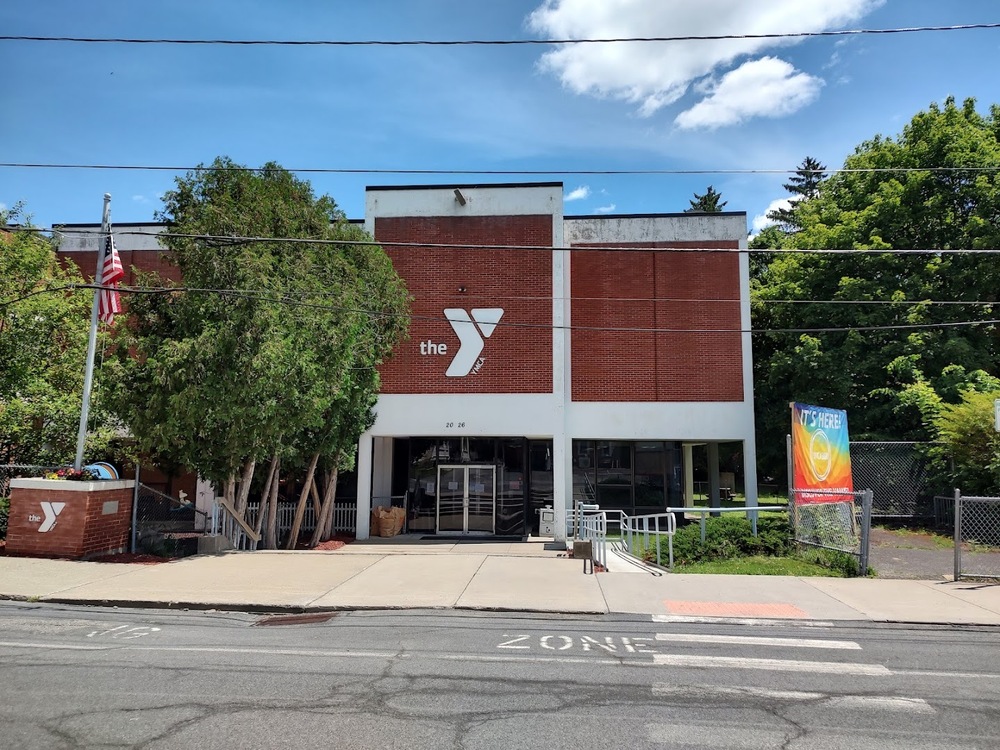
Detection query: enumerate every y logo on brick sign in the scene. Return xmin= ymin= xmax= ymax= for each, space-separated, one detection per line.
xmin=444 ymin=308 xmax=504 ymax=377
xmin=39 ymin=501 xmax=66 ymax=532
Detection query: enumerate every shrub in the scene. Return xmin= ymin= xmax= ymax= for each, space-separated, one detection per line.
xmin=663 ymin=514 xmax=793 ymax=564
xmin=0 ymin=496 xmax=9 ymax=539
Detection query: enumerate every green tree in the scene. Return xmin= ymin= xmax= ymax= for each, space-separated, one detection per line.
xmin=767 ymin=156 xmax=827 ymax=230
xmin=752 ymin=98 xmax=1000 ymax=481
xmin=686 ymin=185 xmax=727 ymax=213
xmin=109 ymin=159 xmax=409 ymax=546
xmin=0 ymin=204 xmax=116 ymax=466
xmin=932 ymin=389 xmax=1000 ymax=494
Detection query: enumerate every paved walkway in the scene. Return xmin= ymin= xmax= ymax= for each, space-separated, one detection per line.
xmin=2 ymin=539 xmax=1000 ymax=625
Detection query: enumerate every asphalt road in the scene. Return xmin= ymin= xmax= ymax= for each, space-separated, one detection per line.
xmin=1 ymin=602 xmax=999 ymax=749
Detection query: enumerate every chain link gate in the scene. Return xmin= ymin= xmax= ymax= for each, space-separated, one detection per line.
xmin=849 ymin=442 xmax=936 ymax=519
xmin=791 ymin=488 xmax=873 ymax=575
xmin=953 ymin=491 xmax=1000 ymax=581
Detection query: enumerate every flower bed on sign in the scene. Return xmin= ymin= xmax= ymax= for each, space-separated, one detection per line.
xmin=44 ymin=468 xmax=99 ymax=481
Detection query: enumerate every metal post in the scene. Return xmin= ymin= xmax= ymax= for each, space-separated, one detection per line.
xmin=74 ymin=194 xmax=112 ymax=470
xmin=859 ymin=489 xmax=873 ymax=576
xmin=700 ymin=513 xmax=706 ymax=544
xmin=953 ymin=489 xmax=962 ymax=582
xmin=655 ymin=516 xmax=661 ymax=566
xmin=131 ymin=464 xmax=140 ymax=553
xmin=786 ymin=434 xmax=795 ymax=532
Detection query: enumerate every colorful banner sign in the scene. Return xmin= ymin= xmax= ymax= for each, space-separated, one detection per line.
xmin=790 ymin=402 xmax=854 ymax=504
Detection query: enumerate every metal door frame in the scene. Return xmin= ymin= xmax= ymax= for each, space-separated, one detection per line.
xmin=436 ymin=464 xmax=496 ymax=534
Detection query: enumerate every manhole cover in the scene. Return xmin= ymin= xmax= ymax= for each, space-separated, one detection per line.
xmin=254 ymin=613 xmax=337 ymax=627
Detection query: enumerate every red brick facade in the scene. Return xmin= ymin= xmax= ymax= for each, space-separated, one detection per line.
xmin=376 ymin=215 xmax=554 ymax=394
xmin=6 ymin=481 xmax=134 ymax=559
xmin=571 ymin=241 xmax=743 ymax=402
xmin=60 ymin=244 xmax=182 ymax=288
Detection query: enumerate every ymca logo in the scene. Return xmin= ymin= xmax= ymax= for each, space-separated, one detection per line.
xmin=420 ymin=308 xmax=504 ymax=377
xmin=445 ymin=308 xmax=504 ymax=377
xmin=38 ymin=501 xmax=66 ymax=533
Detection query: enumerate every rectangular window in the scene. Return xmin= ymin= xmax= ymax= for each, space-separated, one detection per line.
xmin=595 ymin=440 xmax=632 ymax=511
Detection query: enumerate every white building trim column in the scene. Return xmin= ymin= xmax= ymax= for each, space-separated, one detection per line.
xmin=355 ymin=434 xmax=374 ymax=540
xmin=708 ymin=441 xmax=721 ymax=509
xmin=552 ymin=192 xmax=569 ymax=543
xmin=682 ymin=444 xmax=695 ymax=507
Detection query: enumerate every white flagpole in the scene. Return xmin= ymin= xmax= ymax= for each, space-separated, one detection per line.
xmin=74 ymin=193 xmax=111 ymax=470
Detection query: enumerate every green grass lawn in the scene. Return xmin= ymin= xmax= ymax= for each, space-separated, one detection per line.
xmin=671 ymin=554 xmax=851 ymax=577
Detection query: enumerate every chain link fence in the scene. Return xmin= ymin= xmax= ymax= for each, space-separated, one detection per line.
xmin=953 ymin=492 xmax=1000 ymax=581
xmin=850 ymin=442 xmax=937 ymax=519
xmin=133 ymin=482 xmax=205 ymax=557
xmin=792 ymin=488 xmax=873 ymax=574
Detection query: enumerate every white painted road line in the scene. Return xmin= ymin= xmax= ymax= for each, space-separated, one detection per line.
xmin=652 ymin=684 xmax=934 ymax=713
xmin=829 ymin=696 xmax=935 ymax=713
xmin=652 ymin=614 xmax=836 ymax=627
xmin=656 ymin=633 xmax=862 ymax=650
xmin=653 ymin=654 xmax=892 ymax=675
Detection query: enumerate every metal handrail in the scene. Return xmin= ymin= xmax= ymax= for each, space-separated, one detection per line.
xmin=621 ymin=512 xmax=677 ymax=569
xmin=577 ymin=511 xmax=608 ymax=569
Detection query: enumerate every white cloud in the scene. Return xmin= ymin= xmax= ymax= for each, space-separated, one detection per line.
xmin=528 ymin=0 xmax=881 ymax=117
xmin=674 ymin=57 xmax=823 ymax=130
xmin=594 ymin=203 xmax=616 ymax=214
xmin=565 ymin=185 xmax=591 ymax=201
xmin=132 ymin=194 xmax=151 ymax=204
xmin=751 ymin=197 xmax=794 ymax=233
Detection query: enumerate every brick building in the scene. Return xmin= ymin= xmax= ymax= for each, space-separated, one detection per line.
xmin=57 ymin=181 xmax=757 ymax=542
xmin=359 ymin=182 xmax=756 ymax=541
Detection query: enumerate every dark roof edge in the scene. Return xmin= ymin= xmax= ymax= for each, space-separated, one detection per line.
xmin=565 ymin=211 xmax=747 ymax=220
xmin=54 ymin=221 xmax=165 ymax=228
xmin=366 ymin=181 xmax=563 ymax=192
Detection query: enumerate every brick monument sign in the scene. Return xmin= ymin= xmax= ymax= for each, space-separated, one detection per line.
xmin=6 ymin=478 xmax=135 ymax=559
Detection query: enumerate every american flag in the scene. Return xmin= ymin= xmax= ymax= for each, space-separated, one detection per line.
xmin=98 ymin=231 xmax=125 ymax=324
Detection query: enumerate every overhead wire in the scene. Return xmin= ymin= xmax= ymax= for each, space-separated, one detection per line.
xmin=2 ymin=162 xmax=999 ymax=175
xmin=3 ymin=23 xmax=998 ymax=46
xmin=3 ymin=282 xmax=997 ymax=336
xmin=23 ymin=226 xmax=1000 ymax=255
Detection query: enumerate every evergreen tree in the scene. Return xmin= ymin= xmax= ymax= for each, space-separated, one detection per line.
xmin=686 ymin=185 xmax=727 ymax=213
xmin=767 ymin=156 xmax=827 ymax=229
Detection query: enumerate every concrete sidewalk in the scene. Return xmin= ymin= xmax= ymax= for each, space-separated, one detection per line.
xmin=2 ymin=541 xmax=999 ymax=625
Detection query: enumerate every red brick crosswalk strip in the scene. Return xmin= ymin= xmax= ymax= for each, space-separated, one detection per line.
xmin=664 ymin=600 xmax=809 ymax=618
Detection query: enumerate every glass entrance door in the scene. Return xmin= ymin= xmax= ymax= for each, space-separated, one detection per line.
xmin=436 ymin=465 xmax=495 ymax=534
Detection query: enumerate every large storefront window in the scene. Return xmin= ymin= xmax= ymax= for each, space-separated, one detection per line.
xmin=634 ymin=442 xmax=665 ymax=511
xmin=596 ymin=440 xmax=632 ymax=511
xmin=497 ymin=439 xmax=526 ymax=536
xmin=573 ymin=440 xmax=596 ymax=506
xmin=396 ymin=437 xmax=532 ymax=536
xmin=571 ymin=439 xmax=683 ymax=515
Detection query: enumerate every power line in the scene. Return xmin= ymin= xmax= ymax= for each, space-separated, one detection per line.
xmin=5 ymin=280 xmax=992 ymax=309
xmin=4 ymin=282 xmax=997 ymax=336
xmin=39 ymin=226 xmax=1000 ymax=255
xmin=3 ymin=162 xmax=999 ymax=175
xmin=2 ymin=23 xmax=998 ymax=46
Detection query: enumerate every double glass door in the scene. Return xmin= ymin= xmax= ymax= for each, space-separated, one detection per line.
xmin=436 ymin=465 xmax=495 ymax=534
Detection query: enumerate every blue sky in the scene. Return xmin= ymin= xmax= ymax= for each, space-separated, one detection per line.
xmin=2 ymin=0 xmax=998 ymax=233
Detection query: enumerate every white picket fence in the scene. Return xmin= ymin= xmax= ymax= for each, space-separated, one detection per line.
xmin=245 ymin=500 xmax=357 ymax=536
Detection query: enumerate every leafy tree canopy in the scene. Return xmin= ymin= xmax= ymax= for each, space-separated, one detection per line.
xmin=752 ymin=98 xmax=1000 ymax=483
xmin=0 ymin=203 xmax=117 ymax=466
xmin=109 ymin=158 xmax=409 ymax=488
